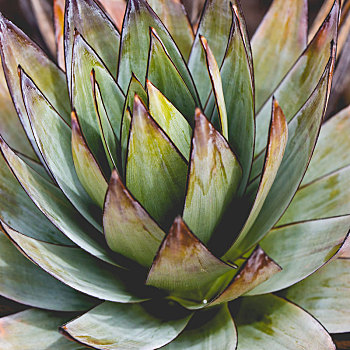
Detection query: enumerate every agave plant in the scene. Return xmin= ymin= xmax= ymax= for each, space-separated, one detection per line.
xmin=0 ymin=0 xmax=350 ymax=349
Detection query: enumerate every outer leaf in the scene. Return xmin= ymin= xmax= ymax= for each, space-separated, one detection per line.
xmin=147 ymin=29 xmax=196 ymax=126
xmin=254 ymin=1 xmax=339 ymax=156
xmin=71 ymin=111 xmax=108 ymax=208
xmin=252 ymin=0 xmax=308 ymax=109
xmin=200 ymin=36 xmax=228 ymax=139
xmin=0 ymin=309 xmax=84 ymax=350
xmin=237 ymin=99 xmax=287 ymax=242
xmin=146 ymin=217 xmax=234 ymax=303
xmin=225 ymin=58 xmax=333 ymax=261
xmin=0 ymin=137 xmax=117 ymax=265
xmin=161 ymin=305 xmax=237 ymax=350
xmin=118 ymin=0 xmax=199 ymax=106
xmin=65 ymin=0 xmax=120 ymax=90
xmin=247 ymin=215 xmax=350 ymax=294
xmin=285 ymin=258 xmax=350 ymax=333
xmin=187 ymin=0 xmax=232 ymax=103
xmin=0 ymin=229 xmax=95 ymax=311
xmin=103 ymin=170 xmax=165 ymax=267
xmin=62 ymin=301 xmax=192 ymax=350
xmin=99 ymin=0 xmax=126 ymax=31
xmin=235 ymin=294 xmax=335 ymax=350
xmin=302 ymin=105 xmax=350 ymax=185
xmin=147 ymin=0 xmax=194 ymax=60
xmin=278 ymin=165 xmax=350 ymax=225
xmin=71 ymin=34 xmax=124 ymax=170
xmin=0 ymin=15 xmax=70 ymax=161
xmin=4 ymin=224 xmax=146 ymax=303
xmin=20 ymin=69 xmax=101 ymax=230
xmin=183 ymin=110 xmax=242 ymax=244
xmin=147 ymin=80 xmax=192 ymax=160
xmin=126 ymin=96 xmax=187 ymax=228
xmin=211 ymin=247 xmax=281 ymax=305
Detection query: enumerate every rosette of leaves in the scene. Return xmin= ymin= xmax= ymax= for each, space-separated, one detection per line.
xmin=0 ymin=0 xmax=350 ymax=349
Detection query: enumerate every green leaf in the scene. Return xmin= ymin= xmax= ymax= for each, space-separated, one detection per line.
xmin=20 ymin=68 xmax=101 ymax=230
xmin=0 ymin=227 xmax=95 ymax=311
xmin=235 ymin=294 xmax=335 ymax=350
xmin=147 ymin=28 xmax=197 ymax=126
xmin=0 ymin=137 xmax=117 ymax=265
xmin=126 ymin=96 xmax=188 ymax=229
xmin=62 ymin=301 xmax=192 ymax=349
xmin=147 ymin=80 xmax=192 ymax=160
xmin=214 ymin=7 xmax=255 ymax=193
xmin=71 ymin=111 xmax=108 ymax=208
xmin=278 ymin=166 xmax=350 ymax=225
xmin=200 ymin=36 xmax=228 ymax=140
xmin=0 ymin=151 xmax=71 ymax=245
xmin=118 ymin=0 xmax=200 ymax=106
xmin=247 ymin=215 xmax=350 ymax=295
xmin=147 ymin=0 xmax=194 ymax=60
xmin=0 ymin=309 xmax=84 ymax=350
xmin=235 ymin=99 xmax=288 ymax=245
xmin=187 ymin=0 xmax=232 ymax=104
xmin=161 ymin=305 xmax=237 ymax=350
xmin=4 ymin=224 xmax=146 ymax=303
xmin=225 ymin=57 xmax=333 ymax=261
xmin=302 ymin=105 xmax=350 ymax=185
xmin=254 ymin=1 xmax=339 ymax=156
xmin=252 ymin=0 xmax=308 ymax=109
xmin=0 ymin=15 xmax=70 ymax=162
xmin=71 ymin=34 xmax=124 ymax=171
xmin=284 ymin=258 xmax=350 ymax=333
xmin=65 ymin=0 xmax=120 ymax=91
xmin=103 ymin=169 xmax=165 ymax=267
xmin=146 ymin=216 xmax=235 ymax=304
xmin=183 ymin=109 xmax=242 ymax=245
xmin=211 ymin=247 xmax=281 ymax=305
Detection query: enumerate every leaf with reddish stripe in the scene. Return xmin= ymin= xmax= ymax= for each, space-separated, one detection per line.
xmin=53 ymin=0 xmax=65 ymax=70
xmin=99 ymin=0 xmax=126 ymax=31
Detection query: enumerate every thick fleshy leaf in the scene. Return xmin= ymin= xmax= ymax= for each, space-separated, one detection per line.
xmin=5 ymin=224 xmax=146 ymax=303
xmin=252 ymin=0 xmax=307 ymax=109
xmin=187 ymin=0 xmax=232 ymax=103
xmin=0 ymin=15 xmax=70 ymax=161
xmin=278 ymin=165 xmax=350 ymax=225
xmin=183 ymin=110 xmax=242 ymax=244
xmin=211 ymin=247 xmax=281 ymax=305
xmin=234 ymin=294 xmax=335 ymax=350
xmin=0 ymin=228 xmax=95 ymax=311
xmin=71 ymin=111 xmax=108 ymax=208
xmin=91 ymin=71 xmax=119 ymax=171
xmin=65 ymin=0 xmax=120 ymax=90
xmin=99 ymin=0 xmax=126 ymax=31
xmin=254 ymin=1 xmax=339 ymax=156
xmin=302 ymin=105 xmax=350 ymax=185
xmin=146 ymin=217 xmax=235 ymax=303
xmin=62 ymin=301 xmax=192 ymax=350
xmin=71 ymin=34 xmax=124 ymax=170
xmin=200 ymin=36 xmax=228 ymax=139
xmin=0 ymin=309 xmax=84 ymax=350
xmin=126 ymin=96 xmax=187 ymax=228
xmin=103 ymin=170 xmax=165 ymax=267
xmin=285 ymin=258 xmax=350 ymax=333
xmin=147 ymin=80 xmax=192 ymax=160
xmin=20 ymin=69 xmax=101 ymax=230
xmin=0 ymin=137 xmax=117 ymax=264
xmin=237 ymin=99 xmax=288 ymax=241
xmin=161 ymin=305 xmax=237 ymax=350
xmin=247 ymin=215 xmax=350 ymax=295
xmin=147 ymin=0 xmax=194 ymax=60
xmin=53 ymin=0 xmax=65 ymax=70
xmin=147 ymin=29 xmax=196 ymax=126
xmin=225 ymin=58 xmax=333 ymax=261
xmin=214 ymin=7 xmax=255 ymax=193
xmin=118 ymin=0 xmax=200 ymax=108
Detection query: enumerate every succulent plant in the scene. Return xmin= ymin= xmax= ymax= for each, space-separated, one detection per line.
xmin=0 ymin=0 xmax=350 ymax=349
